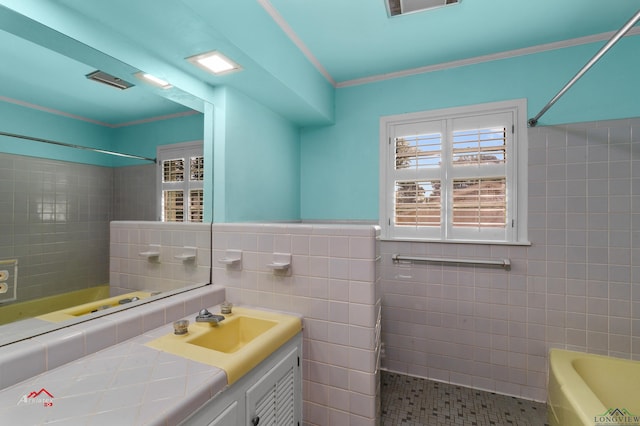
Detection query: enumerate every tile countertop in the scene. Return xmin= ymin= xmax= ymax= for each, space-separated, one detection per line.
xmin=0 ymin=317 xmax=228 ymax=425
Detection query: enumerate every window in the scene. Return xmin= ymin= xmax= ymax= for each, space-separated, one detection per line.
xmin=157 ymin=141 xmax=204 ymax=222
xmin=380 ymin=99 xmax=528 ymax=243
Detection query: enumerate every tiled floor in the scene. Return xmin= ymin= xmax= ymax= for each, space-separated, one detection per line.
xmin=381 ymin=372 xmax=549 ymax=426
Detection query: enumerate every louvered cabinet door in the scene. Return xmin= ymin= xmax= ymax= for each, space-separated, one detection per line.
xmin=246 ymin=346 xmax=300 ymax=426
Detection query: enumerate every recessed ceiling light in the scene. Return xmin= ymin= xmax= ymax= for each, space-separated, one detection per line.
xmin=134 ymin=72 xmax=172 ymax=89
xmin=187 ymin=51 xmax=242 ymax=76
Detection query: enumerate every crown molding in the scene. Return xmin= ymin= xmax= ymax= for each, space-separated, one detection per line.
xmin=340 ymin=27 xmax=640 ymax=88
xmin=257 ymin=0 xmax=336 ymax=87
xmin=0 ymin=95 xmax=112 ymax=127
xmin=111 ymin=110 xmax=200 ymax=128
xmin=258 ymin=2 xmax=640 ymax=90
xmin=338 ymin=27 xmax=640 ymax=88
xmin=0 ymin=95 xmax=199 ymax=128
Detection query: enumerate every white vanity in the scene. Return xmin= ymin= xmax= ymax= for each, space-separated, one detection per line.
xmin=181 ymin=335 xmax=301 ymax=425
xmin=0 ymin=286 xmax=302 ymax=426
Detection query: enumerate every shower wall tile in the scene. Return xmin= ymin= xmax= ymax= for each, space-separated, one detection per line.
xmin=0 ymin=153 xmax=159 ymax=308
xmin=380 ymin=116 xmax=640 ymax=403
xmin=112 ymin=164 xmax=157 ymax=221
xmin=0 ymin=153 xmax=111 ymax=303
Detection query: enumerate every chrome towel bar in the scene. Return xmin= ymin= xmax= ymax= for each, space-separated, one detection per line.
xmin=392 ymin=254 xmax=510 ymax=270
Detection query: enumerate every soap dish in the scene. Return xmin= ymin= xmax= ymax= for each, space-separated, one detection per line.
xmin=267 ymin=253 xmax=291 ymax=270
xmin=139 ymin=244 xmax=161 ymax=259
xmin=218 ymin=249 xmax=242 ymax=266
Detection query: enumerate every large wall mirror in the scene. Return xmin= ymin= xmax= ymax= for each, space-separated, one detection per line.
xmin=0 ymin=7 xmax=211 ymax=346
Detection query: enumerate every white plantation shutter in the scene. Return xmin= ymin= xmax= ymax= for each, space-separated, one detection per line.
xmin=447 ymin=113 xmax=511 ymax=241
xmin=380 ymin=100 xmax=528 ymax=243
xmin=394 ymin=179 xmax=441 ymax=227
xmin=157 ymin=142 xmax=204 ymax=222
xmin=451 ymin=177 xmax=506 ymax=228
xmin=189 ymin=189 xmax=204 ymax=222
xmin=163 ymin=190 xmax=184 ymax=222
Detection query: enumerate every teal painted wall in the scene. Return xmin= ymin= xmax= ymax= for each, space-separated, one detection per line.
xmin=0 ymin=100 xmax=203 ymax=167
xmin=211 ymin=87 xmax=228 ymax=223
xmin=212 ymin=87 xmax=300 ymax=222
xmin=206 ymin=0 xmax=335 ymax=125
xmin=1 ymin=89 xmax=297 ymax=224
xmin=203 ymin=102 xmax=215 ymax=223
xmin=0 ymin=100 xmax=114 ymax=166
xmin=5 ymin=34 xmax=639 ymax=223
xmin=111 ymin=113 xmax=204 ymax=167
xmin=300 ymin=36 xmax=640 ymax=221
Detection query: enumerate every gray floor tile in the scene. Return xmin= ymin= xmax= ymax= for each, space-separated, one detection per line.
xmin=381 ymin=372 xmax=549 ymax=426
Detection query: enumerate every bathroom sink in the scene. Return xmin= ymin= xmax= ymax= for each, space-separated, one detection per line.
xmin=188 ymin=315 xmax=277 ymax=353
xmin=145 ymin=307 xmax=301 ymax=384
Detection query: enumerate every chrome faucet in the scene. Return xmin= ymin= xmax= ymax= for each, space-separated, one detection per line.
xmin=195 ymin=308 xmax=225 ymax=326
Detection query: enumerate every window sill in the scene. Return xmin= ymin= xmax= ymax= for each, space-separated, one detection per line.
xmin=379 ymin=237 xmax=531 ymax=247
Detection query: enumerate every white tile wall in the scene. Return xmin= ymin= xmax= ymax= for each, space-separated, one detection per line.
xmin=212 ymin=223 xmax=381 ymax=426
xmin=109 ymin=221 xmax=211 ymax=295
xmin=380 ymin=116 xmax=640 ymax=402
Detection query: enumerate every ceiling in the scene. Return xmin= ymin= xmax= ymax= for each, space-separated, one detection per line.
xmin=269 ymin=0 xmax=640 ymax=83
xmin=0 ymin=0 xmax=638 ymax=126
xmin=0 ymin=28 xmax=193 ymax=126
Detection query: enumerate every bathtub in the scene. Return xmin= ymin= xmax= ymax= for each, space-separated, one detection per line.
xmin=0 ymin=285 xmax=110 ymax=325
xmin=548 ymin=349 xmax=640 ymax=426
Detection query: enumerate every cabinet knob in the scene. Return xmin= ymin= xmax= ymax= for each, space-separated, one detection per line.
xmin=251 ymin=416 xmax=260 ymax=425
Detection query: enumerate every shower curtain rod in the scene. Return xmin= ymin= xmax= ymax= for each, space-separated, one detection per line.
xmin=0 ymin=131 xmax=156 ymax=163
xmin=528 ymin=9 xmax=640 ymax=127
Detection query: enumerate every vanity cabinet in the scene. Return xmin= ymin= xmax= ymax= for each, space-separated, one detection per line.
xmin=182 ymin=334 xmax=302 ymax=426
xmin=246 ymin=344 xmax=298 ymax=425
xmin=208 ymin=401 xmax=238 ymax=426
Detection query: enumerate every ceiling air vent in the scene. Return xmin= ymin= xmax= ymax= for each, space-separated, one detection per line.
xmin=387 ymin=0 xmax=459 ymax=17
xmin=85 ymin=70 xmax=134 ymax=90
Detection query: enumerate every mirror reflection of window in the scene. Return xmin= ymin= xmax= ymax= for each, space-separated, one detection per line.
xmin=157 ymin=142 xmax=204 ymax=222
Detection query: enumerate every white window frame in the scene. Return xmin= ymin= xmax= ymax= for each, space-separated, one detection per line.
xmin=156 ymin=141 xmax=204 ymax=222
xmin=379 ymin=99 xmax=529 ymax=244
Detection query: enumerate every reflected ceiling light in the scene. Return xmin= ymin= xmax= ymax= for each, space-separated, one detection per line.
xmin=187 ymin=51 xmax=242 ymax=76
xmin=135 ymin=72 xmax=172 ymax=89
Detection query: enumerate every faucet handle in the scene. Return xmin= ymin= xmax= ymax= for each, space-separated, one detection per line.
xmin=221 ymin=301 xmax=233 ymax=314
xmin=198 ymin=308 xmax=212 ymax=317
xmin=196 ymin=308 xmax=225 ymax=325
xmin=173 ymin=320 xmax=189 ymax=335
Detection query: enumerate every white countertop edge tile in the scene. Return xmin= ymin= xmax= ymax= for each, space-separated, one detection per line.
xmin=0 ymin=315 xmax=228 ymax=426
